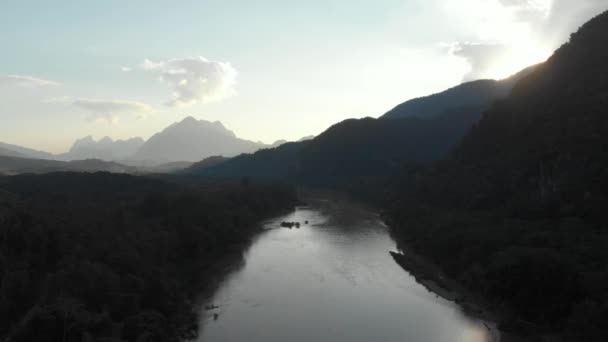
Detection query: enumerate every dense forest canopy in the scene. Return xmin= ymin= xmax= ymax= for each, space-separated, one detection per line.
xmin=381 ymin=65 xmax=536 ymax=120
xmin=0 ymin=172 xmax=296 ymax=341
xmin=386 ymin=10 xmax=608 ymax=340
xmin=194 ymin=109 xmax=483 ymax=202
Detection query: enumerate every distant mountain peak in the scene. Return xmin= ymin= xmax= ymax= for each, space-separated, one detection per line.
xmin=132 ymin=116 xmax=264 ymax=163
xmin=298 ymin=135 xmax=315 ymax=142
xmin=64 ymin=135 xmax=145 ymax=161
xmin=74 ymin=135 xmax=94 ymax=144
xmin=181 ymin=115 xmax=198 ymax=123
xmin=168 ymin=116 xmax=237 ymax=138
xmin=119 ymin=137 xmax=145 ymax=144
xmin=99 ymin=136 xmax=113 ymax=144
xmin=271 ymin=139 xmax=288 ymax=147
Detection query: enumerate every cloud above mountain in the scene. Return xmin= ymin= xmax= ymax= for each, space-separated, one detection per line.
xmin=449 ymin=0 xmax=606 ymax=82
xmin=72 ymin=99 xmax=154 ymax=124
xmin=0 ymin=75 xmax=60 ymax=87
xmin=452 ymin=43 xmax=508 ymax=82
xmin=133 ymin=56 xmax=238 ymax=107
xmin=539 ymin=0 xmax=608 ymax=44
xmin=498 ymin=0 xmax=551 ymax=21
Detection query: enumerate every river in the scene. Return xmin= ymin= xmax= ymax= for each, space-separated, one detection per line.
xmin=196 ymin=198 xmax=495 ymax=342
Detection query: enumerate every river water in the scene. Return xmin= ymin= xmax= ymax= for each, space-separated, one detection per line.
xmin=197 ymin=199 xmax=493 ymax=342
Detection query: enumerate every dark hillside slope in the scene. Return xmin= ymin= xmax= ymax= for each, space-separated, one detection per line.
xmin=381 ymin=65 xmax=536 ymax=120
xmin=450 ymin=9 xmax=608 ymax=209
xmin=195 ymin=108 xmax=481 ymax=197
xmin=298 ymin=110 xmax=480 ymax=186
xmin=195 ymin=66 xmax=536 ymax=196
xmin=185 ymin=156 xmax=229 ymax=174
xmin=387 ymin=10 xmax=608 ymax=340
xmin=0 ymin=156 xmax=136 ymax=174
xmin=196 ymin=142 xmax=307 ymax=181
xmin=0 ymin=147 xmax=26 ymax=158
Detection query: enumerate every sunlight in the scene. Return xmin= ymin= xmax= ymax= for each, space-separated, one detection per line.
xmin=490 ymin=43 xmax=551 ymax=79
xmin=459 ymin=320 xmax=498 ymax=342
xmin=488 ymin=0 xmax=553 ymax=79
xmin=446 ymin=0 xmax=554 ymax=80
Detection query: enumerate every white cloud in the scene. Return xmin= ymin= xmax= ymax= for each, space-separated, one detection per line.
xmin=0 ymin=75 xmax=60 ymax=87
xmin=71 ymin=98 xmax=154 ymax=124
xmin=539 ymin=0 xmax=607 ymax=46
xmin=452 ymin=43 xmax=509 ymax=82
xmin=445 ymin=0 xmax=604 ymax=82
xmin=140 ymin=59 xmax=164 ymax=71
xmin=135 ymin=56 xmax=238 ymax=107
xmin=498 ymin=0 xmax=551 ymax=20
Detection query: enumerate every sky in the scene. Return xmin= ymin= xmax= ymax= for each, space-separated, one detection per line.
xmin=0 ymin=0 xmax=606 ymax=153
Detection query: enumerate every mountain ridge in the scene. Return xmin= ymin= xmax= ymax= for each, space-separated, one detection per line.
xmin=132 ymin=116 xmax=266 ymax=163
xmin=61 ymin=135 xmax=145 ymax=161
xmin=0 ymin=142 xmax=56 ymax=160
xmin=0 ymin=116 xmax=300 ymax=168
xmin=0 ymin=155 xmax=136 ymax=175
xmin=381 ymin=64 xmax=538 ymax=120
xmin=386 ymin=10 xmax=608 ymax=340
xmin=193 ymin=66 xmax=538 ymax=193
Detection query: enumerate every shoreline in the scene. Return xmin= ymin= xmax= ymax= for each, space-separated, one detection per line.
xmin=389 ymin=250 xmax=504 ymax=342
xmin=299 ymin=189 xmax=514 ymax=342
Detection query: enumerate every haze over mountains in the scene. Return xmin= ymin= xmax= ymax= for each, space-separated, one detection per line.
xmin=0 ymin=156 xmax=136 ymax=175
xmin=0 ymin=147 xmax=25 ymax=159
xmin=0 ymin=117 xmax=311 ymax=170
xmin=61 ymin=136 xmax=145 ymax=161
xmin=0 ymin=142 xmax=56 ymax=160
xmin=0 ymin=56 xmax=539 ymax=176
xmin=132 ymin=116 xmax=265 ymax=163
xmin=0 ymin=55 xmax=538 ymax=173
xmin=0 ymin=65 xmax=538 ymax=175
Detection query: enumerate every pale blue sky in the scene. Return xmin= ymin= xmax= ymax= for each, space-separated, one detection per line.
xmin=1 ymin=0 xmax=605 ymax=152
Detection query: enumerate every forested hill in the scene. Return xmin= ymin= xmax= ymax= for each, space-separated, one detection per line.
xmin=386 ymin=10 xmax=608 ymax=341
xmin=192 ymin=71 xmax=526 ymax=192
xmin=381 ymin=65 xmax=536 ymax=120
xmin=0 ymin=172 xmax=297 ymax=341
xmin=193 ymin=109 xmax=480 ymax=199
xmin=297 ymin=111 xmax=479 ymax=184
xmin=192 ymin=142 xmax=307 ymax=181
xmin=192 ymin=66 xmax=536 ymax=195
xmin=0 ymin=155 xmax=137 ymax=175
xmin=419 ymin=8 xmax=608 ymax=211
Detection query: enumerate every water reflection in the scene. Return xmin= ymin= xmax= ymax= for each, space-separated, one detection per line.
xmin=197 ymin=202 xmax=493 ymax=342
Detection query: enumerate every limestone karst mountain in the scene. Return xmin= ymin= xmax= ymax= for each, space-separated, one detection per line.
xmin=132 ymin=116 xmax=266 ymax=163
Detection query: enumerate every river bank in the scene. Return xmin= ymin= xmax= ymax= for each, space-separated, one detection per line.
xmin=197 ymin=192 xmax=496 ymax=342
xmin=298 ymin=189 xmax=511 ymax=342
xmin=384 ymin=221 xmax=538 ymax=342
xmin=388 ymin=249 xmax=512 ymax=342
